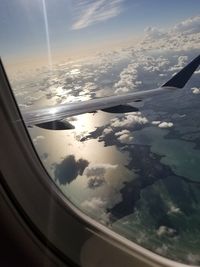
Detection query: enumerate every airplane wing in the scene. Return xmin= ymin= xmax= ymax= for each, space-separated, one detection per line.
xmin=23 ymin=54 xmax=200 ymax=130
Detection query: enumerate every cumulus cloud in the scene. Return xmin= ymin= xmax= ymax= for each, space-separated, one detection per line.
xmin=143 ymin=56 xmax=170 ymax=72
xmin=83 ymin=82 xmax=98 ymax=92
xmin=72 ymin=0 xmax=124 ymax=30
xmin=81 ymin=197 xmax=107 ymax=212
xmin=152 ymin=121 xmax=174 ymax=128
xmin=118 ymin=133 xmax=134 ymax=144
xmin=191 ymin=87 xmax=200 ymax=94
xmin=111 ymin=112 xmax=148 ymax=128
xmin=33 ymin=135 xmax=45 ymax=145
xmin=173 ymin=16 xmax=200 ymax=34
xmin=144 ymin=26 xmax=166 ymax=40
xmin=84 ymin=163 xmax=117 ymax=177
xmin=158 ymin=122 xmax=174 ymax=128
xmin=156 ymin=226 xmax=177 ymax=237
xmin=195 ymin=69 xmax=200 ymax=75
xmin=155 ymin=244 xmax=168 ymax=255
xmin=115 ymin=129 xmax=133 ymax=144
xmin=167 ymin=203 xmax=182 ymax=215
xmin=141 ymin=15 xmax=200 ymax=52
xmin=115 ymin=129 xmax=130 ymax=136
xmin=102 ymin=127 xmax=113 ymax=136
xmin=169 ymin=55 xmax=188 ymax=71
xmin=152 ymin=121 xmax=161 ymax=125
xmin=87 ymin=176 xmax=105 ymax=189
xmin=114 ymin=63 xmax=140 ymax=93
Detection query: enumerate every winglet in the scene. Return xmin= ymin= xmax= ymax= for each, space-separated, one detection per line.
xmin=162 ymin=54 xmax=200 ymax=88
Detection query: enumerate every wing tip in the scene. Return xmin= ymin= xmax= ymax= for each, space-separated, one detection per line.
xmin=162 ymin=54 xmax=200 ymax=89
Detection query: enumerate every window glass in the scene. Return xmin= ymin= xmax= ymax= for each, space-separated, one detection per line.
xmin=1 ymin=1 xmax=200 ymax=265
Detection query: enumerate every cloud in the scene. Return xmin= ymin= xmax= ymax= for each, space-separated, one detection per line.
xmin=115 ymin=129 xmax=133 ymax=144
xmin=141 ymin=15 xmax=200 ymax=52
xmin=54 ymin=155 xmax=89 ymax=185
xmin=173 ymin=16 xmax=200 ymax=34
xmin=81 ymin=197 xmax=107 ymax=212
xmin=152 ymin=121 xmax=161 ymax=125
xmin=114 ymin=63 xmax=140 ymax=93
xmin=81 ymin=197 xmax=111 ymax=224
xmin=87 ymin=176 xmax=105 ymax=189
xmin=33 ymin=135 xmax=45 ymax=145
xmin=83 ymin=82 xmax=98 ymax=91
xmin=191 ymin=87 xmax=200 ymax=94
xmin=144 ymin=26 xmax=166 ymax=40
xmin=118 ymin=133 xmax=134 ymax=144
xmin=152 ymin=121 xmax=174 ymax=129
xmin=102 ymin=127 xmax=113 ymax=136
xmin=167 ymin=203 xmax=182 ymax=215
xmin=143 ymin=56 xmax=170 ymax=72
xmin=195 ymin=69 xmax=200 ymax=75
xmin=72 ymin=0 xmax=124 ymax=30
xmin=84 ymin=163 xmax=117 ymax=177
xmin=115 ymin=129 xmax=130 ymax=136
xmin=169 ymin=56 xmax=188 ymax=71
xmin=158 ymin=122 xmax=173 ymax=128
xmin=156 ymin=226 xmax=177 ymax=237
xmin=111 ymin=112 xmax=148 ymax=128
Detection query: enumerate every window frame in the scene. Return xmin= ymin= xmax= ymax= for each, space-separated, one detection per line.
xmin=0 ymin=58 xmax=191 ymax=267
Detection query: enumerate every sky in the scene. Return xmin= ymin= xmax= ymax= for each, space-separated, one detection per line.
xmin=0 ymin=0 xmax=200 ymax=65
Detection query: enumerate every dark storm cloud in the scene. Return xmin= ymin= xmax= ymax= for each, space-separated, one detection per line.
xmin=54 ymin=155 xmax=89 ymax=185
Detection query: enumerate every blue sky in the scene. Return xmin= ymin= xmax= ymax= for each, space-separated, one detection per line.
xmin=0 ymin=0 xmax=199 ymax=63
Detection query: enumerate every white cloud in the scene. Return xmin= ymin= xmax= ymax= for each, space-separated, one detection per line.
xmin=191 ymin=87 xmax=200 ymax=94
xmin=115 ymin=129 xmax=130 ymax=136
xmin=143 ymin=56 xmax=170 ymax=72
xmin=155 ymin=244 xmax=168 ymax=255
xmin=152 ymin=121 xmax=174 ymax=128
xmin=111 ymin=113 xmax=148 ymax=128
xmin=173 ymin=16 xmax=200 ymax=34
xmin=84 ymin=163 xmax=117 ymax=177
xmin=195 ymin=69 xmax=200 ymax=75
xmin=81 ymin=197 xmax=107 ymax=211
xmin=33 ymin=135 xmax=45 ymax=145
xmin=144 ymin=26 xmax=166 ymax=40
xmin=141 ymin=16 xmax=200 ymax=52
xmin=156 ymin=226 xmax=177 ymax=237
xmin=114 ymin=63 xmax=139 ymax=93
xmin=118 ymin=133 xmax=134 ymax=144
xmin=115 ymin=129 xmax=134 ymax=144
xmin=169 ymin=56 xmax=188 ymax=71
xmin=158 ymin=122 xmax=173 ymax=128
xmin=83 ymin=82 xmax=98 ymax=91
xmin=102 ymin=127 xmax=113 ymax=136
xmin=72 ymin=0 xmax=124 ymax=30
xmin=115 ymin=87 xmax=130 ymax=94
xmin=87 ymin=176 xmax=105 ymax=189
xmin=167 ymin=204 xmax=182 ymax=215
xmin=152 ymin=121 xmax=161 ymax=125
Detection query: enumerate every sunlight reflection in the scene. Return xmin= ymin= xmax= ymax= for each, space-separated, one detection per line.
xmin=42 ymin=0 xmax=53 ymax=70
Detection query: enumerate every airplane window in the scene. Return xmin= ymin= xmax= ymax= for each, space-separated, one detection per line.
xmin=1 ymin=1 xmax=200 ymax=265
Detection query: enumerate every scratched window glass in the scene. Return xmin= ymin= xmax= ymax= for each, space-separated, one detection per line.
xmin=1 ymin=1 xmax=200 ymax=265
